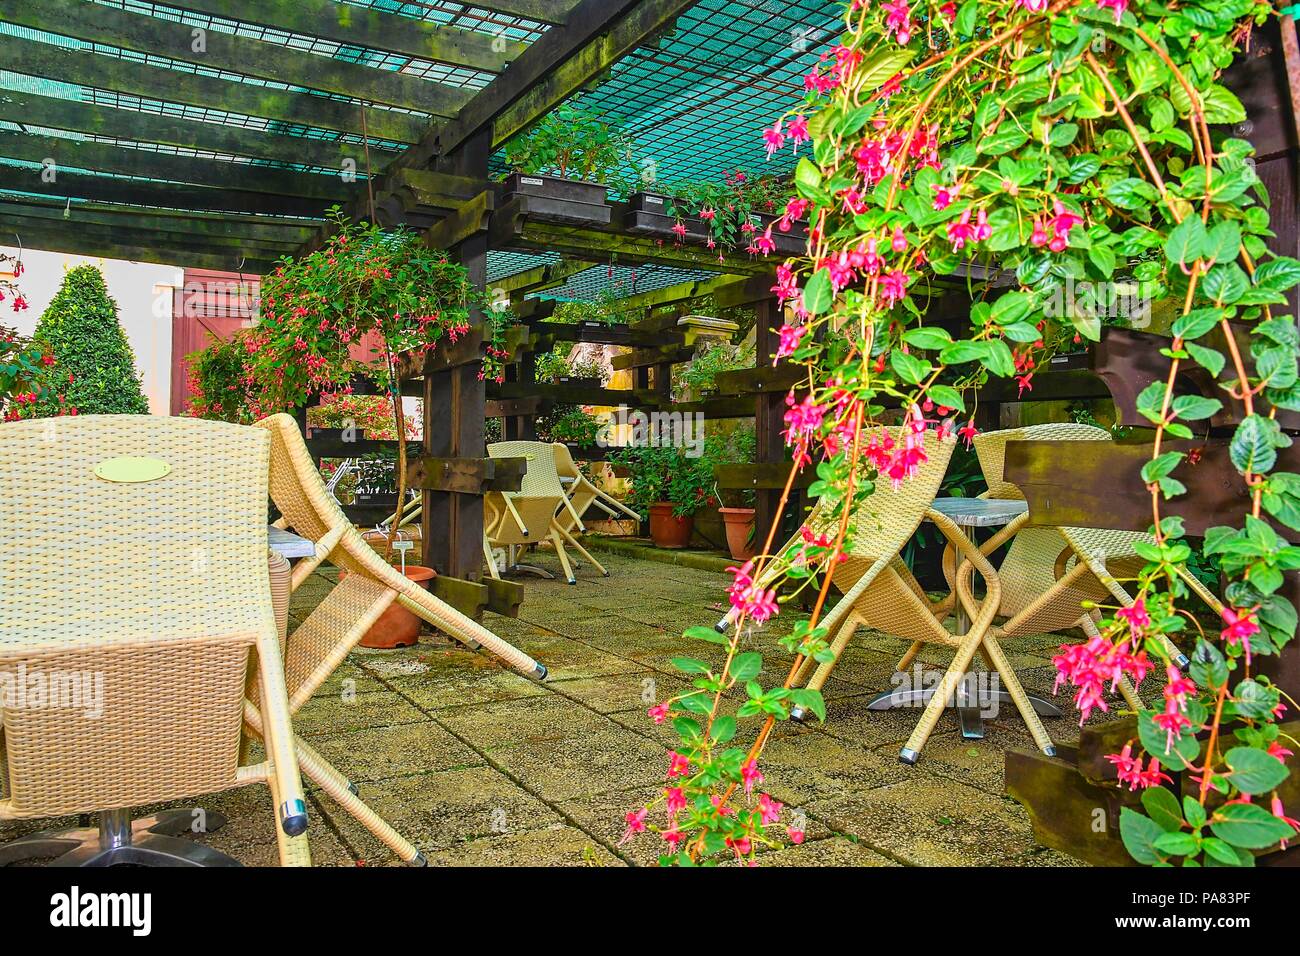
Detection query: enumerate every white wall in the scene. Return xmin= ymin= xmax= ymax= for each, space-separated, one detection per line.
xmin=0 ymin=246 xmax=182 ymax=415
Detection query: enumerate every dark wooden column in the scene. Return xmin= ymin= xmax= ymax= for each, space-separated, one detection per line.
xmin=421 ymin=127 xmax=490 ymax=581
xmin=753 ymin=295 xmax=787 ymax=543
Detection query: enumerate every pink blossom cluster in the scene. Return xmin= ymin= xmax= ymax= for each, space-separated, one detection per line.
xmin=726 ymin=560 xmax=779 ymax=623
xmin=1052 ymin=620 xmax=1153 ymax=725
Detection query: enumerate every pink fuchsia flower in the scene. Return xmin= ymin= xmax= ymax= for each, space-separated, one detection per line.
xmin=741 ymin=759 xmax=764 ymax=796
xmin=1048 ymin=200 xmax=1083 ymax=251
xmin=1019 ymin=0 xmax=1049 ymax=10
xmin=763 ymin=120 xmax=786 ymax=158
xmin=754 ymin=228 xmax=776 ymax=255
xmin=957 ymin=420 xmax=978 ymax=448
xmin=647 ymin=701 xmax=670 ymax=724
xmin=666 ymin=750 xmax=692 ymax=779
xmin=775 ymin=322 xmax=806 ymax=361
xmin=738 ymin=583 xmax=779 ymax=623
xmin=1096 ymin=0 xmax=1128 ymax=22
xmin=787 ymin=826 xmax=806 ymax=844
xmin=664 ymin=786 xmax=687 ymax=816
xmin=1053 ymin=633 xmax=1153 ymax=725
xmin=932 ymin=183 xmax=960 ymax=210
xmin=788 ymin=115 xmax=810 ymax=148
xmin=1030 ymin=218 xmax=1049 ymax=247
xmin=671 ymin=221 xmax=687 ymax=240
xmin=940 ymin=1 xmax=957 ymax=19
xmin=890 ymin=226 xmax=908 ymax=253
xmin=757 ymin=793 xmax=783 ymax=825
xmin=772 ymin=263 xmax=799 ymax=303
xmin=880 ymin=269 xmax=909 ymax=307
xmin=1220 ymin=607 xmax=1260 ymax=664
xmin=1136 ymin=757 xmax=1173 ymax=789
xmin=662 ymin=827 xmax=687 ymax=850
xmin=618 ymin=807 xmax=648 ymax=844
xmin=1268 ymin=741 xmax=1294 ymax=763
xmin=1115 ymin=598 xmax=1150 ymax=637
xmin=1272 ymin=795 xmax=1300 ymax=848
xmin=881 ymin=0 xmax=914 ymax=44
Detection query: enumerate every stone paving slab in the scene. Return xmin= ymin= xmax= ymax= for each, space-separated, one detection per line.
xmin=0 ymin=549 xmax=1094 ymax=867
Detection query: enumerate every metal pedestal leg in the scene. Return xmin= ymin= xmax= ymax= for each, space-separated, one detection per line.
xmin=0 ymin=807 xmax=240 ymax=867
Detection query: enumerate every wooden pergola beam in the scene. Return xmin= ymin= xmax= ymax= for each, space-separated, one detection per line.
xmin=492 ymin=258 xmax=591 ymax=297
xmin=0 ymin=36 xmax=427 ymax=142
xmin=0 ymin=173 xmax=327 ymax=218
xmin=13 ymin=223 xmax=278 ymax=272
xmin=4 ymin=215 xmax=293 ymax=256
xmin=0 ymin=131 xmax=359 ymax=201
xmin=399 ymin=0 xmax=688 ymax=168
xmin=163 ymin=0 xmax=526 ymax=73
xmin=1 ymin=203 xmax=304 ymax=249
xmin=2 ymin=0 xmax=474 ymax=115
xmin=467 ymin=0 xmax=580 ymax=24
xmin=0 ymin=89 xmax=398 ymax=170
xmin=0 ymin=197 xmax=319 ymax=241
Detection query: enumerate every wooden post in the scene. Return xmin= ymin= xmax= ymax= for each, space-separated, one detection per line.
xmin=421 ymin=128 xmax=490 ymax=580
xmin=753 ymin=296 xmax=787 ymax=544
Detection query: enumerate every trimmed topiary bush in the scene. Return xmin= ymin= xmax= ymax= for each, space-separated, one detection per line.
xmin=32 ymin=265 xmax=148 ymax=416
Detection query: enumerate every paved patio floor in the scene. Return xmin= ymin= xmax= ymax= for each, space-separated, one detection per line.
xmin=2 ymin=549 xmax=1093 ymax=867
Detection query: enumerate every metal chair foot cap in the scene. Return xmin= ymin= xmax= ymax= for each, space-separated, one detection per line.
xmin=410 ymin=852 xmax=428 ymax=867
xmin=280 ymin=800 xmax=309 ymax=837
xmin=899 ymin=748 xmax=920 ymax=765
xmin=714 ymin=621 xmax=728 ymax=634
xmin=347 ymin=782 xmax=359 ymax=796
xmin=603 ymin=571 xmax=611 ymax=577
xmin=533 ymin=663 xmax=549 ymax=681
xmin=1043 ymin=745 xmax=1057 ymax=758
xmin=1175 ymin=654 xmax=1190 ymax=669
xmin=789 ymin=706 xmax=805 ymax=723
xmin=567 ymin=579 xmax=576 ymax=585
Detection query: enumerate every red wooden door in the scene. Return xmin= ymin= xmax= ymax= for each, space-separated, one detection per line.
xmin=170 ymin=269 xmax=260 ymax=415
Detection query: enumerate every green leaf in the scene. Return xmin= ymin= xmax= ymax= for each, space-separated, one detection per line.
xmin=1202 ymin=264 xmax=1249 ymax=305
xmin=980 ymin=339 xmax=1016 ymax=378
xmin=786 ymin=687 xmax=827 ymax=722
xmin=979 ymin=127 xmax=1030 ymax=156
xmin=1141 ymin=451 xmax=1184 ymax=483
xmin=1201 ymin=836 xmax=1245 ymax=866
xmin=671 ymin=656 xmax=711 ymax=674
xmin=902 ymin=327 xmax=953 ymax=351
xmin=1183 ymin=796 xmax=1207 ymax=830
xmin=1171 ymin=394 xmax=1222 ymax=421
xmin=1255 ymin=257 xmax=1300 ymax=292
xmin=1231 ymin=415 xmax=1278 ymax=475
xmin=1224 ymin=746 xmax=1290 ymax=795
xmin=1186 ymin=341 xmax=1226 ymax=378
xmin=939 ymin=340 xmax=987 ymax=364
xmin=1120 ymin=807 xmax=1168 ymax=865
xmin=802 ymin=268 xmax=833 ymax=316
xmin=1210 ymin=802 xmax=1296 ymax=849
xmin=1105 ymin=177 xmax=1160 ymax=210
xmin=684 ymin=625 xmax=731 ymax=646
xmin=1165 ymin=216 xmax=1208 ymax=267
xmin=890 ymin=350 xmax=931 ymax=385
xmin=730 ymin=651 xmax=763 ymax=682
xmin=927 ymin=384 xmax=966 ymax=412
xmin=990 ymin=290 xmax=1033 ymax=325
xmin=1142 ymin=785 xmax=1184 ymax=832
xmin=1153 ymin=831 xmax=1199 ymax=857
xmin=956 ymin=0 xmax=978 ymax=36
xmin=711 ymin=715 xmax=737 ymax=744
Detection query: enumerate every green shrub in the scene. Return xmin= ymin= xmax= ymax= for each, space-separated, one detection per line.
xmin=31 ymin=265 xmax=148 ymax=416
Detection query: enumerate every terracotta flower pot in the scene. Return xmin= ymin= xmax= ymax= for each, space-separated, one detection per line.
xmin=718 ymin=506 xmax=756 ymax=561
xmin=648 ymin=502 xmax=694 ymax=549
xmin=343 ymin=565 xmax=436 ymax=649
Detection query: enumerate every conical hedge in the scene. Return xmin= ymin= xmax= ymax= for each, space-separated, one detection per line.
xmin=32 ymin=265 xmax=149 ymax=416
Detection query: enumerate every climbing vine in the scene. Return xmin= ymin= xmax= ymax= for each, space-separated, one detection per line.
xmin=624 ymin=0 xmax=1300 ymax=866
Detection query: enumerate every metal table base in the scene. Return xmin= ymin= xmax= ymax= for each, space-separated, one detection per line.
xmin=0 ymin=807 xmax=240 ymax=867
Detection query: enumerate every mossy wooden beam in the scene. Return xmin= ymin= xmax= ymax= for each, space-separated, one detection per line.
xmin=0 ymin=170 xmax=327 ymax=217
xmin=13 ymin=223 xmax=277 ymax=272
xmin=428 ymin=575 xmax=488 ymax=621
xmin=0 ymin=36 xmax=427 ymax=141
xmin=423 ymin=190 xmax=495 ymax=250
xmin=396 ymin=0 xmax=680 ymax=167
xmin=494 ymin=259 xmax=590 ymax=297
xmin=406 ymin=456 xmax=525 ymax=494
xmin=0 ymin=131 xmax=358 ymax=201
xmin=2 ymin=0 xmax=473 ymax=115
xmin=2 ymin=211 xmax=296 ymax=254
xmin=164 ymin=0 xmax=525 ymax=73
xmin=0 ymin=198 xmax=317 ymax=243
xmin=0 ymin=89 xmax=396 ymax=170
xmin=385 ymin=168 xmax=491 ymax=214
xmin=468 ymin=0 xmax=579 ymax=24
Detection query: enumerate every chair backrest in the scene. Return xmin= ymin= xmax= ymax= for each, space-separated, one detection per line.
xmin=973 ymin=422 xmax=1109 ymax=500
xmin=552 ymin=442 xmax=581 ymax=482
xmin=0 ymin=414 xmax=274 ymax=816
xmin=803 ymin=427 xmax=956 ymax=564
xmin=488 ymin=440 xmax=567 ymax=499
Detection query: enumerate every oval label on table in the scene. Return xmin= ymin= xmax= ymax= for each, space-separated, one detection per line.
xmin=93 ymin=456 xmax=171 ymax=483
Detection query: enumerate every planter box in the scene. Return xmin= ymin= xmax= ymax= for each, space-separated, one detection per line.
xmin=625 ymin=192 xmax=804 ymax=254
xmin=501 ymin=173 xmax=611 ymax=225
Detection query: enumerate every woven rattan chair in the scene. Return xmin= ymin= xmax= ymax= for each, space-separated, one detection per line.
xmin=486 ymin=440 xmax=608 ymax=583
xmin=917 ymin=424 xmax=1222 ymax=713
xmin=254 ymin=413 xmax=547 ymax=865
xmin=0 ymin=414 xmax=309 ymax=866
xmin=552 ymin=442 xmax=641 ymax=532
xmin=718 ymin=429 xmax=1043 ymax=762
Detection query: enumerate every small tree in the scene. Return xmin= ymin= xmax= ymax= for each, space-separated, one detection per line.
xmin=31 ymin=265 xmax=149 ymax=416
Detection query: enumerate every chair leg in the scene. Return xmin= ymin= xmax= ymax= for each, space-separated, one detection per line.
xmin=900 ymin=629 xmax=985 ymax=764
xmin=295 ymin=738 xmax=425 ymax=866
xmin=978 ymin=632 xmax=1055 ymax=756
xmin=897 ymin=640 xmax=923 ymax=671
xmin=556 ymin=525 xmax=608 ymax=577
xmin=266 ymin=751 xmax=313 ymax=867
xmin=550 ymin=530 xmax=577 ymax=584
xmin=483 ymin=536 xmax=501 ymax=580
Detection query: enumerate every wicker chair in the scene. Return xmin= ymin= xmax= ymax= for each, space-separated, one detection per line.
xmin=718 ymin=429 xmax=1042 ymax=762
xmin=0 ymin=414 xmax=309 ymax=866
xmin=486 ymin=440 xmax=608 ymax=583
xmin=253 ymin=413 xmax=547 ymax=865
xmin=551 ymin=442 xmax=641 ymax=532
xmin=918 ymin=423 xmax=1223 ymax=711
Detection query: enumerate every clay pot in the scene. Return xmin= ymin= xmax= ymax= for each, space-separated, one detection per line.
xmin=648 ymin=502 xmax=694 ymax=549
xmin=718 ymin=507 xmax=756 ymax=561
xmin=346 ymin=565 xmax=436 ymax=649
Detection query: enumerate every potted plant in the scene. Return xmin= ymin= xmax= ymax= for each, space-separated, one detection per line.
xmin=629 ymin=170 xmax=806 ymax=257
xmin=1 ymin=252 xmax=66 ymax=422
xmin=500 ymin=101 xmax=635 ymax=223
xmin=609 ymin=443 xmax=717 ymax=549
xmin=713 ymin=426 xmax=757 ymax=561
xmin=547 ymin=406 xmax=603 ymax=452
